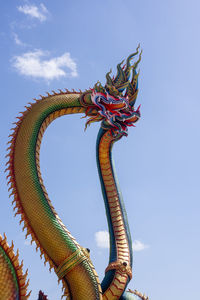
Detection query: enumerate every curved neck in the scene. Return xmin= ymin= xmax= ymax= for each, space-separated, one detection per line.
xmin=8 ymin=93 xmax=102 ymax=300
xmin=96 ymin=128 xmax=133 ymax=298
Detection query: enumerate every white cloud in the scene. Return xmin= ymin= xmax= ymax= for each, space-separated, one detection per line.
xmin=17 ymin=3 xmax=49 ymax=22
xmin=12 ymin=50 xmax=78 ymax=80
xmin=132 ymin=240 xmax=149 ymax=252
xmin=95 ymin=230 xmax=149 ymax=252
xmin=95 ymin=230 xmax=109 ymax=248
xmin=13 ymin=33 xmax=26 ymax=46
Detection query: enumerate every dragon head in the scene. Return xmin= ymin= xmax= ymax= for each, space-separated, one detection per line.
xmin=81 ymin=45 xmax=142 ymax=137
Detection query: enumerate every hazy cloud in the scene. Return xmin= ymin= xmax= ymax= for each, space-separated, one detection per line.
xmin=132 ymin=240 xmax=149 ymax=252
xmin=13 ymin=33 xmax=26 ymax=46
xmin=17 ymin=3 xmax=49 ymax=22
xmin=12 ymin=50 xmax=78 ymax=80
xmin=95 ymin=230 xmax=149 ymax=252
xmin=95 ymin=230 xmax=109 ymax=248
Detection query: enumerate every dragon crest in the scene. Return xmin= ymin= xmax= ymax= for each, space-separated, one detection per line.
xmin=82 ymin=44 xmax=142 ymax=136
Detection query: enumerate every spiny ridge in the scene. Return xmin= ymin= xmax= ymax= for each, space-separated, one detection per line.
xmin=0 ymin=233 xmax=31 ymax=299
xmin=128 ymin=289 xmax=149 ymax=300
xmin=5 ymin=97 xmax=60 ymax=278
xmin=5 ymin=91 xmax=84 ymax=298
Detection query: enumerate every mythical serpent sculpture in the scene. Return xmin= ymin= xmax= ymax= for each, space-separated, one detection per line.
xmin=1 ymin=46 xmax=148 ymax=299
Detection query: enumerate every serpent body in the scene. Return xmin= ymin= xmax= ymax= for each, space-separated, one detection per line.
xmin=3 ymin=47 xmax=146 ymax=299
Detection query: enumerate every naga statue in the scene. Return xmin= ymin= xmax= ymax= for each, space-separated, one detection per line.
xmin=1 ymin=45 xmax=149 ymax=299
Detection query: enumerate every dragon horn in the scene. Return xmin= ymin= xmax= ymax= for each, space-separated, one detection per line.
xmin=131 ymin=49 xmax=142 ymax=72
xmin=124 ymin=44 xmax=140 ymax=78
xmin=106 ymin=69 xmax=113 ymax=85
xmin=113 ymin=60 xmax=125 ymax=85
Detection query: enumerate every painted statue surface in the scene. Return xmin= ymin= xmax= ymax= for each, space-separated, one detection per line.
xmin=1 ymin=46 xmax=148 ymax=300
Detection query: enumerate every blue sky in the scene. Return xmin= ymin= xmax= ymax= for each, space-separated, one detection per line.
xmin=0 ymin=0 xmax=200 ymax=299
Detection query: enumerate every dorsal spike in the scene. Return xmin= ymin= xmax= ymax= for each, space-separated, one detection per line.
xmin=27 ymin=291 xmax=32 ymax=298
xmin=3 ymin=233 xmax=7 ymax=241
xmin=11 ymin=241 xmax=14 ymax=249
xmin=20 ymin=260 xmax=24 ymax=268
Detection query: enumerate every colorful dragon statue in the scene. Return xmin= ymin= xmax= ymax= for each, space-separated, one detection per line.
xmin=1 ymin=45 xmax=148 ymax=299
